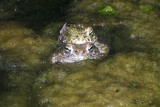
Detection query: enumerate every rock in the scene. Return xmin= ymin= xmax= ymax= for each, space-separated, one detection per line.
xmin=0 ymin=22 xmax=55 ymax=71
xmin=33 ymin=52 xmax=160 ymax=106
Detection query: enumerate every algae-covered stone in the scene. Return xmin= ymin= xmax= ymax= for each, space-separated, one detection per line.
xmin=95 ymin=53 xmax=160 ymax=106
xmin=139 ymin=4 xmax=153 ymax=13
xmin=97 ymin=5 xmax=116 ymax=16
xmin=34 ymin=52 xmax=160 ymax=106
xmin=0 ymin=22 xmax=55 ymax=70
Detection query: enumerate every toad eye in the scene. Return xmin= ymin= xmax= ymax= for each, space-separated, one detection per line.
xmin=64 ymin=46 xmax=71 ymax=54
xmin=86 ymin=27 xmax=93 ymax=36
xmin=88 ymin=44 xmax=94 ymax=53
xmin=89 ymin=30 xmax=93 ymax=35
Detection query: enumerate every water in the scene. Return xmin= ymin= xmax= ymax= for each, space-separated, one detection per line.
xmin=0 ymin=0 xmax=160 ymax=106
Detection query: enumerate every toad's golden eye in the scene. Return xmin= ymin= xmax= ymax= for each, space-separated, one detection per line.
xmin=64 ymin=46 xmax=71 ymax=54
xmin=89 ymin=30 xmax=93 ymax=35
xmin=88 ymin=44 xmax=94 ymax=53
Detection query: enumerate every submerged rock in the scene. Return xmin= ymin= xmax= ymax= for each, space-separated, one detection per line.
xmin=34 ymin=52 xmax=160 ymax=106
xmin=0 ymin=22 xmax=55 ymax=71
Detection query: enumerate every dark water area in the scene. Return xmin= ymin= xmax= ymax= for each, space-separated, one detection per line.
xmin=0 ymin=0 xmax=72 ymax=30
xmin=0 ymin=0 xmax=160 ymax=106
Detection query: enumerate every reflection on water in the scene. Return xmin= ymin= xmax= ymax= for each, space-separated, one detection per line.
xmin=0 ymin=0 xmax=160 ymax=106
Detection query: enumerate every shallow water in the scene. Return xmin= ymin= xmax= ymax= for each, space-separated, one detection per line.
xmin=0 ymin=0 xmax=160 ymax=107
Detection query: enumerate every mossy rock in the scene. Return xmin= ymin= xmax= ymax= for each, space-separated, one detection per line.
xmin=0 ymin=22 xmax=55 ymax=71
xmin=34 ymin=52 xmax=160 ymax=106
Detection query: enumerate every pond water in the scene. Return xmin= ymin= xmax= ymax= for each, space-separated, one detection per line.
xmin=0 ymin=0 xmax=160 ymax=107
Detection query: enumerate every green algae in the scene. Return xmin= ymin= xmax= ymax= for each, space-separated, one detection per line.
xmin=139 ymin=4 xmax=153 ymax=13
xmin=0 ymin=22 xmax=56 ymax=70
xmin=34 ymin=53 xmax=160 ymax=106
xmin=0 ymin=22 xmax=56 ymax=106
xmin=97 ymin=5 xmax=116 ymax=16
